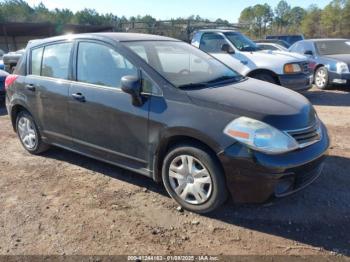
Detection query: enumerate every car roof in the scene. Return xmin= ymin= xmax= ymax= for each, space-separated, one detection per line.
xmin=28 ymin=32 xmax=180 ymax=47
xmin=307 ymin=38 xmax=349 ymax=42
xmin=196 ymin=29 xmax=238 ymax=33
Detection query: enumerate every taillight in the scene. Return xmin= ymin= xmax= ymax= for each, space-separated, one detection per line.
xmin=5 ymin=74 xmax=18 ymax=90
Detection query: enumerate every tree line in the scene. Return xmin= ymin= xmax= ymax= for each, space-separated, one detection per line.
xmin=0 ymin=0 xmax=231 ymax=28
xmin=239 ymin=0 xmax=350 ymax=39
xmin=0 ymin=0 xmax=349 ymax=39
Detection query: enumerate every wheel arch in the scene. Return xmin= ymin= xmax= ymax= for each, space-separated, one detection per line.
xmin=153 ymin=133 xmax=223 ymax=183
xmin=10 ymin=103 xmax=32 ymax=131
xmin=247 ymin=69 xmax=280 ymax=85
xmin=314 ymin=64 xmax=325 ymax=73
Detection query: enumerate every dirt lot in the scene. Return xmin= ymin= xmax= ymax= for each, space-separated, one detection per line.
xmin=0 ymin=87 xmax=349 ymax=257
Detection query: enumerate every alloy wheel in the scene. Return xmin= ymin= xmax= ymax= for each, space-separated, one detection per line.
xmin=315 ymin=69 xmax=327 ymax=88
xmin=168 ymin=155 xmax=212 ymax=205
xmin=17 ymin=116 xmax=37 ymax=150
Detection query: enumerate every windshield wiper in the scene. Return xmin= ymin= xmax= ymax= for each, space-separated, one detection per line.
xmin=207 ymin=75 xmax=239 ymax=84
xmin=178 ymin=82 xmax=208 ymax=89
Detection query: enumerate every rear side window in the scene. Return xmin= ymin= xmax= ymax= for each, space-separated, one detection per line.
xmin=31 ymin=47 xmax=43 ymax=76
xmin=41 ymin=42 xmax=73 ymax=79
xmin=77 ymin=42 xmax=138 ymax=88
xmin=200 ymin=33 xmax=228 ymax=53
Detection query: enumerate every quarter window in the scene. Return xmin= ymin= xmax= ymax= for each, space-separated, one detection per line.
xmin=31 ymin=47 xmax=43 ymax=76
xmin=77 ymin=42 xmax=138 ymax=88
xmin=41 ymin=42 xmax=73 ymax=79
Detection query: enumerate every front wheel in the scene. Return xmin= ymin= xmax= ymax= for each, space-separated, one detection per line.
xmin=314 ymin=66 xmax=329 ymax=90
xmin=162 ymin=145 xmax=227 ymax=214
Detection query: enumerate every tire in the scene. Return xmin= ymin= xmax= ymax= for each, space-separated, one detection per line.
xmin=314 ymin=66 xmax=329 ymax=90
xmin=162 ymin=144 xmax=228 ymax=214
xmin=16 ymin=111 xmax=50 ymax=154
xmin=251 ymin=72 xmax=278 ymax=84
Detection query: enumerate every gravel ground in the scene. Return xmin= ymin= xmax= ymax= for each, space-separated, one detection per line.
xmin=0 ymin=87 xmax=349 ymax=256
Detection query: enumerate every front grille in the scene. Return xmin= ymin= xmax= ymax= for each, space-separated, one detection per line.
xmin=300 ymin=61 xmax=310 ymax=74
xmin=286 ymin=120 xmax=322 ymax=148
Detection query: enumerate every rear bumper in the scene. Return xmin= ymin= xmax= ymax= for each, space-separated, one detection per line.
xmin=328 ymin=71 xmax=350 ymax=86
xmin=218 ymin=123 xmax=329 ymax=203
xmin=278 ymin=73 xmax=313 ymax=91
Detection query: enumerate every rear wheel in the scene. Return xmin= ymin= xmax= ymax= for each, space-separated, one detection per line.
xmin=251 ymin=72 xmax=278 ymax=84
xmin=314 ymin=66 xmax=329 ymax=90
xmin=16 ymin=111 xmax=50 ymax=154
xmin=162 ymin=145 xmax=227 ymax=214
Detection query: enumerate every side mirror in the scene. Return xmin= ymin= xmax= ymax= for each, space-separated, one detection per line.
xmin=121 ymin=75 xmax=143 ymax=106
xmin=221 ymin=44 xmax=235 ymax=54
xmin=304 ymin=50 xmax=313 ymax=56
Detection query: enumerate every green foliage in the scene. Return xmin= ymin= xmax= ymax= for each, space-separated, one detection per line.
xmin=239 ymin=0 xmax=350 ymax=39
xmin=239 ymin=4 xmax=273 ymax=38
xmin=0 ymin=0 xmax=349 ymax=39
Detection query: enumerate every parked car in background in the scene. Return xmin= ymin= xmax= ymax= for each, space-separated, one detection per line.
xmin=255 ymin=42 xmax=288 ymax=52
xmin=255 ymin=39 xmax=290 ymax=48
xmin=289 ymin=39 xmax=350 ymax=89
xmin=5 ymin=33 xmax=329 ymax=213
xmin=3 ymin=49 xmax=25 ymax=73
xmin=0 ymin=69 xmax=9 ymax=102
xmin=0 ymin=49 xmax=5 ymax=70
xmin=192 ymin=30 xmax=313 ymax=92
xmin=266 ymin=34 xmax=304 ymax=46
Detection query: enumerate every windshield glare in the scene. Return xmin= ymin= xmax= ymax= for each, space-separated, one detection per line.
xmin=123 ymin=41 xmax=241 ymax=88
xmin=224 ymin=32 xmax=259 ymax=52
xmin=316 ymin=40 xmax=350 ymax=55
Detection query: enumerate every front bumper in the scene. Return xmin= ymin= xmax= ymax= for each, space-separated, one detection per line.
xmin=218 ymin=124 xmax=329 ymax=203
xmin=278 ymin=73 xmax=313 ymax=91
xmin=328 ymin=71 xmax=350 ymax=86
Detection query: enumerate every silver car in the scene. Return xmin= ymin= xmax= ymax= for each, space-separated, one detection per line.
xmin=289 ymin=39 xmax=350 ymax=89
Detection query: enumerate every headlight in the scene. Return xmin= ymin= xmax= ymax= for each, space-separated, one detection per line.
xmin=223 ymin=117 xmax=299 ymax=154
xmin=336 ymin=62 xmax=349 ymax=74
xmin=284 ymin=63 xmax=302 ymax=74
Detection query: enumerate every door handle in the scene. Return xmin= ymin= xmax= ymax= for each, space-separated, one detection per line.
xmin=25 ymin=84 xmax=36 ymax=91
xmin=72 ymin=93 xmax=86 ymax=102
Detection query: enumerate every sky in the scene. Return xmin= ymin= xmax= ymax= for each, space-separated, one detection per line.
xmin=25 ymin=0 xmax=331 ymax=23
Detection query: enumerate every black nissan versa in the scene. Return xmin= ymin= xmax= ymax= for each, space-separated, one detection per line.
xmin=5 ymin=33 xmax=329 ymax=213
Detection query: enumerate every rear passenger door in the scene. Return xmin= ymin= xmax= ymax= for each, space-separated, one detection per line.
xmin=68 ymin=40 xmax=150 ymax=173
xmin=25 ymin=41 xmax=74 ymax=145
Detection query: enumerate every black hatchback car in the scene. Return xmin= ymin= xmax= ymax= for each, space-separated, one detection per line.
xmin=5 ymin=33 xmax=329 ymax=213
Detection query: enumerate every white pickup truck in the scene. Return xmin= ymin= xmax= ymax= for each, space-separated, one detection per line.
xmin=192 ymin=30 xmax=313 ymax=92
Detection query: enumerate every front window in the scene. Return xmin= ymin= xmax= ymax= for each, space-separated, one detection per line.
xmin=77 ymin=42 xmax=138 ymax=88
xmin=315 ymin=40 xmax=350 ymax=55
xmin=224 ymin=32 xmax=259 ymax=52
xmin=124 ymin=41 xmax=241 ymax=88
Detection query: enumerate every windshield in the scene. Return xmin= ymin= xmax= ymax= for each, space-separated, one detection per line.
xmin=123 ymin=41 xmax=241 ymax=88
xmin=315 ymin=40 xmax=350 ymax=55
xmin=267 ymin=35 xmax=303 ymax=45
xmin=224 ymin=32 xmax=259 ymax=52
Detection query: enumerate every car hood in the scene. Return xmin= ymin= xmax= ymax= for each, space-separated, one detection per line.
xmin=323 ymin=54 xmax=350 ymax=66
xmin=186 ymin=78 xmax=316 ymax=131
xmin=242 ymin=50 xmax=307 ymax=63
